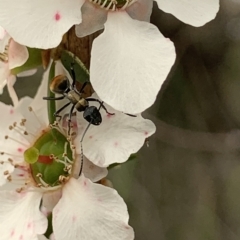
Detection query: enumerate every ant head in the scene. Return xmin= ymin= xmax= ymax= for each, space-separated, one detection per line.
xmin=83 ymin=106 xmax=102 ymax=125
xmin=50 ymin=75 xmax=70 ymax=94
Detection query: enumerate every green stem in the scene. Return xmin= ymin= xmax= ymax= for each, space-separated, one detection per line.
xmin=47 ymin=61 xmax=56 ymax=124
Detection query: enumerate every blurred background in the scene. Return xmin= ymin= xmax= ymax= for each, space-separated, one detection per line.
xmin=2 ymin=0 xmax=240 ymax=239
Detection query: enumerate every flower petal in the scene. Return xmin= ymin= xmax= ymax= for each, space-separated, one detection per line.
xmin=53 ymin=176 xmax=134 ymax=240
xmin=75 ymin=94 xmax=156 ymax=167
xmin=0 ymin=26 xmax=10 ymax=53
xmin=0 ymin=0 xmax=84 ymax=49
xmin=90 ymin=11 xmax=175 ymax=114
xmin=0 ymin=191 xmax=47 ymax=240
xmin=126 ymin=0 xmax=153 ymax=22
xmin=7 ymin=75 xmax=18 ymax=107
xmin=82 ymin=156 xmax=108 ymax=181
xmin=155 ymin=0 xmax=219 ymax=27
xmin=0 ymin=61 xmax=9 ymax=92
xmin=38 ymin=235 xmax=49 ymax=240
xmin=42 ymin=189 xmax=62 ymax=212
xmin=75 ymin=1 xmax=107 ymax=38
xmin=8 ymin=39 xmax=28 ymax=69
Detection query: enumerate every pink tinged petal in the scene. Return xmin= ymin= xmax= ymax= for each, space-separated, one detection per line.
xmin=75 ymin=94 xmax=156 ymax=167
xmin=90 ymin=11 xmax=176 ymax=114
xmin=42 ymin=189 xmax=62 ymax=212
xmin=155 ymin=0 xmax=220 ymax=27
xmin=0 ymin=0 xmax=85 ymax=49
xmin=0 ymin=191 xmax=47 ymax=240
xmin=53 ymin=176 xmax=134 ymax=240
xmin=0 ymin=26 xmax=10 ymax=53
xmin=82 ymin=157 xmax=108 ymax=182
xmin=0 ymin=61 xmax=9 ymax=92
xmin=8 ymin=39 xmax=28 ymax=69
xmin=126 ymin=0 xmax=153 ymax=22
xmin=7 ymin=75 xmax=18 ymax=107
xmin=0 ymin=162 xmax=14 ymax=186
xmin=75 ymin=1 xmax=107 ymax=38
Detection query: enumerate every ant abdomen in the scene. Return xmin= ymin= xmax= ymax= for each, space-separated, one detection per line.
xmin=50 ymin=75 xmax=69 ymax=94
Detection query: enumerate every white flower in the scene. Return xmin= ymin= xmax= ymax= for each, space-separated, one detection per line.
xmin=0 ymin=26 xmax=29 ymax=105
xmin=0 ymin=0 xmax=219 ymax=113
xmin=0 ymin=70 xmax=136 ymax=240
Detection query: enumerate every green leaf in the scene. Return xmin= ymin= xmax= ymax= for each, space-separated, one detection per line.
xmin=47 ymin=61 xmax=56 ymax=124
xmin=61 ymin=50 xmax=89 ymax=83
xmin=11 ymin=48 xmax=42 ymax=75
xmin=108 ymin=154 xmax=137 ymax=170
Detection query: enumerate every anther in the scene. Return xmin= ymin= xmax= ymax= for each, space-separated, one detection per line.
xmin=3 ymin=170 xmax=9 ymax=175
xmin=59 ymin=175 xmax=69 ymax=183
xmin=36 ymin=173 xmax=42 ymax=178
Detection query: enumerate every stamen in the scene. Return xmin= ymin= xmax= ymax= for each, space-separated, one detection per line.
xmin=59 ymin=175 xmax=69 ymax=184
xmin=36 ymin=173 xmax=49 ymax=187
xmin=8 ymin=124 xmax=31 ymax=143
xmin=4 ymin=135 xmax=29 ymax=147
xmin=0 ymin=152 xmax=21 ymax=158
xmin=28 ymin=106 xmax=45 ymax=127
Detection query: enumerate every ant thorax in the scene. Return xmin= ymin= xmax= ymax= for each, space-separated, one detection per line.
xmin=66 ymin=90 xmax=82 ymax=104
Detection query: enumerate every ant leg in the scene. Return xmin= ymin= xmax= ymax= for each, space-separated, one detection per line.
xmin=67 ymin=104 xmax=76 ymax=136
xmin=86 ymin=98 xmax=114 ymax=115
xmin=79 ymin=120 xmax=92 ymax=176
xmin=125 ymin=113 xmax=137 ymax=117
xmin=78 ymin=103 xmax=103 ymax=176
xmin=43 ymin=96 xmax=65 ymax=100
xmin=54 ymin=102 xmax=72 ymax=121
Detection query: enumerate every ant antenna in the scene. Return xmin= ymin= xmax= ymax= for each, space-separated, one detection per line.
xmin=79 ymin=102 xmax=104 ymax=176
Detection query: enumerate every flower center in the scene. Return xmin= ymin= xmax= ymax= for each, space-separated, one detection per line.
xmin=24 ymin=127 xmax=76 ymax=189
xmin=89 ymin=0 xmax=137 ymax=10
xmin=0 ymin=44 xmax=8 ymax=62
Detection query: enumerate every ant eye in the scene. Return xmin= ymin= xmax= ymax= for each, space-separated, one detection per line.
xmin=83 ymin=106 xmax=102 ymax=125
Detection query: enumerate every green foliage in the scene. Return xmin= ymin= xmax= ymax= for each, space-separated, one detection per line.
xmin=11 ymin=47 xmax=42 ymax=75
xmin=61 ymin=50 xmax=89 ymax=83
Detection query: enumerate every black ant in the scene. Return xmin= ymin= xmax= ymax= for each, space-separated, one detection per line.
xmin=43 ymin=63 xmax=114 ymax=175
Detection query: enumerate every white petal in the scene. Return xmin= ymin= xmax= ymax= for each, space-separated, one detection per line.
xmin=8 ymin=39 xmax=28 ymax=69
xmin=71 ymin=155 xmax=108 ymax=182
xmin=0 ymin=0 xmax=84 ymax=49
xmin=17 ymin=68 xmax=38 ymax=77
xmin=0 ymin=191 xmax=47 ymax=240
xmin=7 ymin=75 xmax=18 ymax=107
xmin=90 ymin=11 xmax=175 ymax=114
xmin=75 ymin=1 xmax=107 ymax=38
xmin=155 ymin=0 xmax=219 ymax=27
xmin=53 ymin=176 xmax=134 ymax=240
xmin=126 ymin=0 xmax=153 ymax=22
xmin=42 ymin=189 xmax=62 ymax=212
xmin=0 ymin=61 xmax=9 ymax=91
xmin=38 ymin=235 xmax=49 ymax=240
xmin=0 ymin=101 xmax=28 ymax=161
xmin=75 ymin=94 xmax=156 ymax=167
xmin=82 ymin=156 xmax=108 ymax=182
xmin=0 ymin=26 xmax=10 ymax=53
